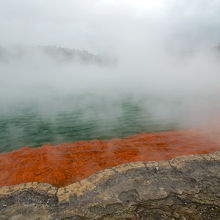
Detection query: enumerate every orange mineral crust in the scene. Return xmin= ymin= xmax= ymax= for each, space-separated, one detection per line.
xmin=0 ymin=129 xmax=220 ymax=187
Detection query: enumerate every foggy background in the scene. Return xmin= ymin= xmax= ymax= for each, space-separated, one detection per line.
xmin=0 ymin=0 xmax=220 ymax=151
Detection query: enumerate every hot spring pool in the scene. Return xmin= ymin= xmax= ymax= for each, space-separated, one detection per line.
xmin=0 ymin=94 xmax=182 ymax=152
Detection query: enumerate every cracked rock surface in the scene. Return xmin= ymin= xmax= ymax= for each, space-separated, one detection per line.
xmin=0 ymin=150 xmax=220 ymax=219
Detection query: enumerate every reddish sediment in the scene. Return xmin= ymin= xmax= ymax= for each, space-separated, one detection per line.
xmin=0 ymin=129 xmax=220 ymax=188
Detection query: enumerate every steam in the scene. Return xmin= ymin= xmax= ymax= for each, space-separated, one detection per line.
xmin=0 ymin=0 xmax=220 ymax=150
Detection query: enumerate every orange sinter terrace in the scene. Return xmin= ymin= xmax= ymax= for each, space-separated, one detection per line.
xmin=0 ymin=128 xmax=220 ymax=188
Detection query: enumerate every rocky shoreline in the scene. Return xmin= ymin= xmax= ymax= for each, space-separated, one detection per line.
xmin=1 ymin=150 xmax=220 ymax=219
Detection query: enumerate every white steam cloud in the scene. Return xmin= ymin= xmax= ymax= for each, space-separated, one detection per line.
xmin=0 ymin=0 xmax=220 ymax=150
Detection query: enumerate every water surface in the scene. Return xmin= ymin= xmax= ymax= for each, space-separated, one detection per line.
xmin=0 ymin=93 xmax=182 ymax=152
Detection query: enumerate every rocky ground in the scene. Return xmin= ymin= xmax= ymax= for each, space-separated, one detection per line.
xmin=0 ymin=150 xmax=220 ymax=220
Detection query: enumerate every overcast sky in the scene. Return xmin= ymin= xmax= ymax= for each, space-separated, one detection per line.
xmin=0 ymin=0 xmax=220 ymax=53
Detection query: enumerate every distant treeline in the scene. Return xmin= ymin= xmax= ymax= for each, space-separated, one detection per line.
xmin=0 ymin=45 xmax=117 ymax=66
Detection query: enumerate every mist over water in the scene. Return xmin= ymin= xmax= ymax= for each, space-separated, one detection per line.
xmin=0 ymin=0 xmax=220 ymax=152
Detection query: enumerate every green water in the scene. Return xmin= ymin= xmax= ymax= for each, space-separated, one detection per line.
xmin=0 ymin=94 xmax=181 ymax=152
